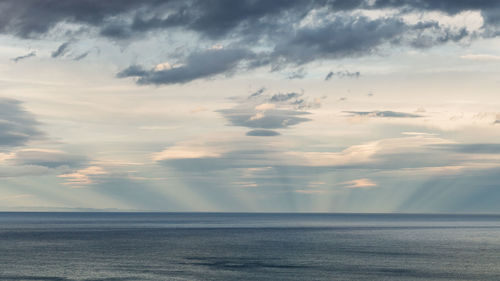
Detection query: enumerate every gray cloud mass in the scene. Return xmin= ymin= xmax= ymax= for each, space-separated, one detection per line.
xmin=0 ymin=98 xmax=43 ymax=147
xmin=1 ymin=0 xmax=498 ymax=39
xmin=12 ymin=149 xmax=86 ymax=168
xmin=0 ymin=0 xmax=498 ymax=85
xmin=117 ymin=48 xmax=254 ymax=85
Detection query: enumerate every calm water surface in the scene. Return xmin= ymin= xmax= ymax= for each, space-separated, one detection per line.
xmin=0 ymin=212 xmax=499 ymax=280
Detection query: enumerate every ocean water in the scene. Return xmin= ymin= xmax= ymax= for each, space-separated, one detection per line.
xmin=0 ymin=213 xmax=499 ymax=280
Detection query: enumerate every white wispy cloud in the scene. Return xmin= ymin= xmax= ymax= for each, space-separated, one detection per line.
xmin=460 ymin=54 xmax=500 ymax=61
xmin=58 ymin=166 xmax=108 ymax=187
xmin=339 ymin=178 xmax=377 ymax=189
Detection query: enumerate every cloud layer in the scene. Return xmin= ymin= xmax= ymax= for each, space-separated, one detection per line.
xmin=1 ymin=0 xmax=498 ymax=84
xmin=217 ymin=90 xmax=322 ymax=135
xmin=0 ymin=98 xmax=43 ymax=148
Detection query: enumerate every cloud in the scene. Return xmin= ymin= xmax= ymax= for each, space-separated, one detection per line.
xmin=269 ymin=92 xmax=302 ymax=103
xmin=325 ymin=70 xmax=360 ymax=81
xmin=73 ymin=51 xmax=89 ymax=61
xmin=460 ymin=54 xmax=500 ymax=61
xmin=246 ymin=130 xmax=281 ymax=137
xmin=117 ymin=48 xmax=254 ymax=85
xmin=271 ymin=16 xmax=408 ymax=65
xmin=254 ymin=103 xmax=275 ymax=111
xmin=151 ymin=132 xmax=500 ymax=212
xmin=325 ymin=72 xmax=334 ymax=81
xmin=369 ymin=0 xmax=500 ymax=26
xmin=248 ymin=88 xmax=266 ymax=99
xmin=345 ymin=110 xmax=423 ymax=118
xmin=0 ymin=98 xmax=43 ymax=147
xmin=0 ymin=0 xmax=497 ymax=40
xmin=0 ymin=194 xmax=33 ymax=201
xmin=58 ymin=166 xmax=107 ymax=186
xmin=431 ymin=143 xmax=500 ymax=154
xmin=96 ymin=1 xmax=313 ymax=40
xmin=295 ymin=189 xmax=327 ymax=194
xmin=152 ymin=141 xmax=223 ymax=161
xmin=219 ymin=108 xmax=311 ymax=129
xmin=286 ymin=68 xmax=306 ymax=79
xmin=218 ymin=89 xmax=327 ymax=135
xmin=0 ymin=165 xmax=50 ymax=178
xmin=286 ymin=135 xmax=457 ymax=168
xmin=51 ymin=42 xmax=70 ymax=58
xmin=340 ymin=178 xmax=377 ymax=189
xmin=11 ymin=51 xmax=36 ymax=62
xmin=190 ymin=106 xmax=208 ymax=113
xmin=11 ymin=148 xmax=86 ymax=168
xmin=0 ymin=1 xmax=495 ymax=85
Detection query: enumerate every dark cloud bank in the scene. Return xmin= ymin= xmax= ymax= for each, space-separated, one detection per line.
xmin=1 ymin=0 xmax=499 ymax=85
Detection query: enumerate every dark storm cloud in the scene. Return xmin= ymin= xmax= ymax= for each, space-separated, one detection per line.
xmin=272 ymin=16 xmax=407 ymax=65
xmin=2 ymin=0 xmax=499 ymax=84
xmin=117 ymin=48 xmax=254 ymax=85
xmin=2 ymin=0 xmax=498 ymax=39
xmin=106 ymin=0 xmax=312 ymax=40
xmin=0 ymin=98 xmax=43 ymax=147
xmin=246 ymin=130 xmax=281 ymax=137
xmin=0 ymin=0 xmax=309 ymax=39
xmin=325 ymin=70 xmax=360 ymax=81
xmin=0 ymin=0 xmax=156 ymax=38
xmin=345 ymin=111 xmax=423 ymax=118
xmin=265 ymin=17 xmax=473 ymax=70
xmin=119 ymin=15 xmax=460 ymax=85
xmin=370 ymin=0 xmax=500 ymax=22
xmin=51 ymin=42 xmax=70 ymax=58
xmin=11 ymin=51 xmax=36 ymax=62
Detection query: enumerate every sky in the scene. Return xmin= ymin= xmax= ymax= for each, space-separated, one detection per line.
xmin=1 ymin=0 xmax=500 ymax=212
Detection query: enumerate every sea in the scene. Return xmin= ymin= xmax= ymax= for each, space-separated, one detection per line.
xmin=0 ymin=212 xmax=499 ymax=280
